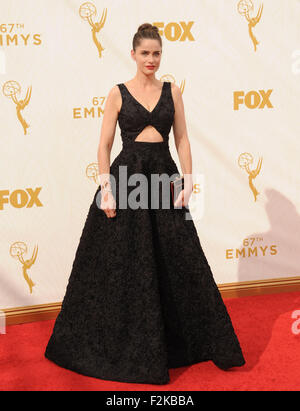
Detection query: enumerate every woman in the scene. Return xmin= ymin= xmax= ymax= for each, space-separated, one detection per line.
xmin=45 ymin=23 xmax=246 ymax=385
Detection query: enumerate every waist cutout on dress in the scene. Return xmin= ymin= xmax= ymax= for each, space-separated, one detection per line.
xmin=122 ymin=139 xmax=170 ymax=152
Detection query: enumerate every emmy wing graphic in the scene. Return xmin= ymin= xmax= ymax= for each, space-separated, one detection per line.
xmin=3 ymin=81 xmax=32 ymax=135
xmin=237 ymin=0 xmax=263 ymax=52
xmin=86 ymin=162 xmax=100 ymax=185
xmin=79 ymin=2 xmax=107 ymax=58
xmin=10 ymin=242 xmax=38 ymax=294
xmin=238 ymin=152 xmax=263 ymax=202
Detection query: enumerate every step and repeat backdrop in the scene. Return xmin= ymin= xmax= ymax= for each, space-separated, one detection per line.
xmin=0 ymin=0 xmax=299 ymax=309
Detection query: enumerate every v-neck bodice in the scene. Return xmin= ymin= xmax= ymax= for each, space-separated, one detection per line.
xmin=117 ymin=81 xmax=175 ymax=147
xmin=122 ymin=82 xmax=166 ymax=114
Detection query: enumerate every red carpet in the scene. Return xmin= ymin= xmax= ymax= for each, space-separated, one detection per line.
xmin=1 ymin=290 xmax=300 ymax=391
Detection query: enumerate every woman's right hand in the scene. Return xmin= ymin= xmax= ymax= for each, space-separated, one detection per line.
xmin=100 ymin=190 xmax=117 ymax=218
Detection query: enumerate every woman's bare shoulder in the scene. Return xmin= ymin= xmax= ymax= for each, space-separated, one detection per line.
xmin=105 ymin=84 xmax=122 ymax=112
xmin=107 ymin=84 xmax=122 ymax=97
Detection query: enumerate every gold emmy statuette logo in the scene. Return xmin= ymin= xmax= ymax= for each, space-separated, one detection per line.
xmin=238 ymin=152 xmax=262 ymax=202
xmin=237 ymin=0 xmax=263 ymax=52
xmin=86 ymin=162 xmax=100 ymax=184
xmin=160 ymin=74 xmax=185 ymax=94
xmin=79 ymin=2 xmax=107 ymax=58
xmin=2 ymin=81 xmax=32 ymax=135
xmin=10 ymin=242 xmax=38 ymax=294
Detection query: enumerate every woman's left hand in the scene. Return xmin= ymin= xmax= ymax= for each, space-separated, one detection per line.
xmin=174 ymin=181 xmax=193 ymax=208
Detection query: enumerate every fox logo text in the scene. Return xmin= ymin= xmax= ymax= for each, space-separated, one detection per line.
xmin=0 ymin=188 xmax=43 ymax=210
xmin=234 ymin=89 xmax=273 ymax=110
xmin=153 ymin=22 xmax=195 ymax=42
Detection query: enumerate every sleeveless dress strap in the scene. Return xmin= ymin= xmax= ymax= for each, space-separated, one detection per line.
xmin=165 ymin=81 xmax=172 ymax=97
xmin=117 ymin=83 xmax=125 ymax=96
xmin=165 ymin=81 xmax=174 ymax=110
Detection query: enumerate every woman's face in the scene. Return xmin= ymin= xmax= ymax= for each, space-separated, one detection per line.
xmin=132 ymin=39 xmax=162 ymax=76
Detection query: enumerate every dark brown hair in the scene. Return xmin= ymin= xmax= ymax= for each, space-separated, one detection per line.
xmin=132 ymin=23 xmax=162 ymax=51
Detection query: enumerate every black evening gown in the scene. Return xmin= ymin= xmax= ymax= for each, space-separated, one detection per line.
xmin=45 ymin=81 xmax=246 ymax=384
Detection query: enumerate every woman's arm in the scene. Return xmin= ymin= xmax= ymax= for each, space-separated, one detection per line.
xmin=97 ymin=86 xmax=119 ymax=185
xmin=97 ymin=85 xmax=120 ymax=218
xmin=171 ymin=83 xmax=193 ymax=207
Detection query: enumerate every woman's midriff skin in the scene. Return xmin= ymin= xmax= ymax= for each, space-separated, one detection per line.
xmin=134 ymin=125 xmax=164 ymax=142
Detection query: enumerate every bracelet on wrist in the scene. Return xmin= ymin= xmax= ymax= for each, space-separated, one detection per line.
xmin=100 ymin=180 xmax=111 ymax=190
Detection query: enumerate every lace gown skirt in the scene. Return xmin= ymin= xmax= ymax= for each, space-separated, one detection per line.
xmin=44 ymin=140 xmax=246 ymax=385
